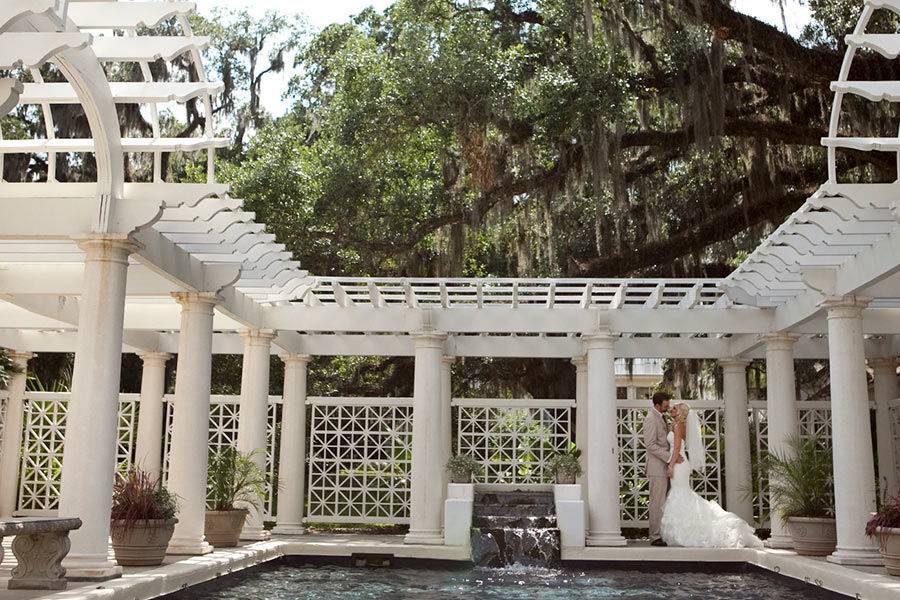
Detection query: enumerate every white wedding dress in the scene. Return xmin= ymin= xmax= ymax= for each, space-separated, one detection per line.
xmin=660 ymin=430 xmax=763 ymax=548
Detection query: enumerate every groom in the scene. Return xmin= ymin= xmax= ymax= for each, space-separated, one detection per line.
xmin=643 ymin=391 xmax=679 ymax=547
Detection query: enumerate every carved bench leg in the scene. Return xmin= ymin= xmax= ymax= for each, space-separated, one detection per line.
xmin=8 ymin=531 xmax=71 ymax=590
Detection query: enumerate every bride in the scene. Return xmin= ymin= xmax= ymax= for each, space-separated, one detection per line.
xmin=660 ymin=402 xmax=763 ymax=548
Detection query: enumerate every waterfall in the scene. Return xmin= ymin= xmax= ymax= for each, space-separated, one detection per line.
xmin=470 ymin=491 xmax=561 ymax=567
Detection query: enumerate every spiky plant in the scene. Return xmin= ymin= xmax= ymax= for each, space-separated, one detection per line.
xmin=765 ymin=435 xmax=834 ymax=526
xmin=446 ymin=454 xmax=481 ymax=480
xmin=207 ymin=447 xmax=268 ymax=512
xmin=549 ymin=444 xmax=583 ymax=479
xmin=111 ymin=468 xmax=177 ymax=529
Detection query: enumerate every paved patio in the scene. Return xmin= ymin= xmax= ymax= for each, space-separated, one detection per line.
xmin=2 ymin=535 xmax=899 ymax=600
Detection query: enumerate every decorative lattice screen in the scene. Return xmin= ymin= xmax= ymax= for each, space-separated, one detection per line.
xmin=161 ymin=395 xmax=281 ymax=518
xmin=305 ymin=398 xmax=413 ymax=524
xmin=455 ymin=399 xmax=574 ymax=485
xmin=16 ymin=392 xmax=138 ymax=514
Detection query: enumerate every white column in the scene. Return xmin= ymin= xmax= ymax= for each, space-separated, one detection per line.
xmin=583 ymin=332 xmax=626 ymax=546
xmin=237 ymin=329 xmax=275 ymax=541
xmin=134 ymin=352 xmax=171 ymax=480
xmin=0 ymin=351 xmax=33 ymax=517
xmin=440 ymin=356 xmax=453 ymax=493
xmin=824 ymin=297 xmax=881 ymax=565
xmin=273 ymin=354 xmax=310 ymax=535
xmin=572 ymin=355 xmax=587 ymax=483
xmin=720 ymin=359 xmax=754 ymax=524
xmin=872 ymin=356 xmax=899 ymax=499
xmin=762 ymin=333 xmax=799 ymax=549
xmin=58 ymin=236 xmax=137 ymax=580
xmin=404 ymin=330 xmax=447 ymax=545
xmin=166 ymin=293 xmax=217 ymax=556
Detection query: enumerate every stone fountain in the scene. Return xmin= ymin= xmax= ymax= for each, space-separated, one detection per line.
xmin=470 ymin=491 xmax=561 ymax=567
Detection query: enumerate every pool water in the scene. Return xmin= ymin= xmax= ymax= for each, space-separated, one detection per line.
xmin=167 ymin=562 xmax=842 ymax=599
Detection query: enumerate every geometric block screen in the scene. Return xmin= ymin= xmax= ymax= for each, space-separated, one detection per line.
xmin=305 ymin=398 xmax=413 ymax=524
xmin=16 ymin=392 xmax=138 ymax=514
xmin=161 ymin=396 xmax=281 ymax=519
xmin=455 ymin=400 xmax=573 ymax=484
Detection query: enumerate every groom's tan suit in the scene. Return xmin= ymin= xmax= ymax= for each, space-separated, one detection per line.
xmin=643 ymin=407 xmax=671 ymax=542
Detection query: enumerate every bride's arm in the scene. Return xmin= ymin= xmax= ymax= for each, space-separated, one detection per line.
xmin=668 ymin=422 xmax=684 ymax=477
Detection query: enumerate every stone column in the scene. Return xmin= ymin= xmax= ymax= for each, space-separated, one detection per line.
xmin=0 ymin=351 xmax=33 ymax=517
xmin=440 ymin=356 xmax=453 ymax=493
xmin=166 ymin=293 xmax=217 ymax=556
xmin=583 ymin=332 xmax=626 ymax=546
xmin=404 ymin=330 xmax=448 ymax=545
xmin=572 ymin=355 xmax=587 ymax=483
xmin=134 ymin=352 xmax=171 ymax=480
xmin=273 ymin=354 xmax=310 ymax=535
xmin=824 ymin=297 xmax=881 ymax=565
xmin=237 ymin=329 xmax=275 ymax=541
xmin=872 ymin=356 xmax=899 ymax=499
xmin=720 ymin=359 xmax=754 ymax=524
xmin=58 ymin=236 xmax=138 ymax=580
xmin=762 ymin=333 xmax=799 ymax=549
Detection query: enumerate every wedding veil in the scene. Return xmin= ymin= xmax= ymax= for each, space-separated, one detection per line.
xmin=686 ymin=407 xmax=706 ymax=473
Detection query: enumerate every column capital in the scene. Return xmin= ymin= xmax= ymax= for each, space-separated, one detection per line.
xmin=240 ymin=329 xmax=277 ymax=343
xmin=719 ymin=358 xmax=751 ymax=372
xmin=869 ymin=356 xmax=897 ymax=370
xmin=72 ymin=234 xmax=141 ymax=265
xmin=821 ymin=295 xmax=871 ymax=319
xmin=171 ymin=292 xmax=219 ymax=311
xmin=410 ymin=330 xmax=448 ymax=348
xmin=581 ymin=330 xmax=618 ymax=350
xmin=280 ymin=353 xmax=311 ymax=366
xmin=759 ymin=332 xmax=799 ymax=350
xmin=571 ymin=355 xmax=587 ymax=369
xmin=441 ymin=356 xmax=455 ymax=366
xmin=8 ymin=350 xmax=34 ymax=365
xmin=137 ymin=351 xmax=171 ymax=364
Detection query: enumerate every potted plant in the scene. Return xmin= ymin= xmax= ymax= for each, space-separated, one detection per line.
xmin=446 ymin=454 xmax=480 ymax=484
xmin=866 ymin=491 xmax=900 ymax=575
xmin=204 ymin=447 xmax=268 ymax=547
xmin=549 ymin=445 xmax=582 ymax=484
xmin=109 ymin=468 xmax=178 ymax=566
xmin=765 ymin=435 xmax=836 ymax=556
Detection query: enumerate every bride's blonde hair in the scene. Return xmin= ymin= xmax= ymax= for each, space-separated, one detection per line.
xmin=671 ymin=403 xmax=690 ymax=424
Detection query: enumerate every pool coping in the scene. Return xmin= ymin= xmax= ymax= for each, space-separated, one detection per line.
xmin=8 ymin=536 xmax=900 ymax=600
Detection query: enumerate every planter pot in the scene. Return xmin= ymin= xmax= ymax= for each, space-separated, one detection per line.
xmin=450 ymin=472 xmax=472 ymax=484
xmin=876 ymin=527 xmax=900 ymax=576
xmin=204 ymin=510 xmax=248 ymax=548
xmin=787 ymin=517 xmax=837 ymax=556
xmin=110 ymin=518 xmax=176 ymax=566
xmin=555 ymin=472 xmax=577 ymax=485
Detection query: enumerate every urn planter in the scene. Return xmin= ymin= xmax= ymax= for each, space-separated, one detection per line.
xmin=204 ymin=509 xmax=249 ymax=547
xmin=110 ymin=518 xmax=176 ymax=566
xmin=554 ymin=472 xmax=576 ymax=485
xmin=875 ymin=527 xmax=900 ymax=576
xmin=450 ymin=472 xmax=473 ymax=484
xmin=787 ymin=517 xmax=837 ymax=556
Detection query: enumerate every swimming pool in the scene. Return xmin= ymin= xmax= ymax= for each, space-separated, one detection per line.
xmin=163 ymin=561 xmax=845 ymax=599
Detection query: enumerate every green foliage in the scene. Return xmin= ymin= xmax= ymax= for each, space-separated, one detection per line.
xmin=207 ymin=447 xmax=269 ymax=512
xmin=446 ymin=454 xmax=481 ymax=479
xmin=765 ymin=436 xmax=834 ymax=525
xmin=549 ymin=444 xmax=583 ymax=478
xmin=110 ymin=468 xmax=178 ymax=525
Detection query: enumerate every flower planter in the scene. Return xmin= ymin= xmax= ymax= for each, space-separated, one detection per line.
xmin=876 ymin=527 xmax=900 ymax=576
xmin=450 ymin=473 xmax=472 ymax=484
xmin=204 ymin=510 xmax=248 ymax=547
xmin=110 ymin=518 xmax=176 ymax=566
xmin=787 ymin=517 xmax=837 ymax=556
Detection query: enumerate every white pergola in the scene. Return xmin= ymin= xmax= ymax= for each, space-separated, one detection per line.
xmin=0 ymin=0 xmax=897 ymax=578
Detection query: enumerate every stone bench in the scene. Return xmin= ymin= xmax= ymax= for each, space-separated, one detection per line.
xmin=0 ymin=517 xmax=82 ymax=590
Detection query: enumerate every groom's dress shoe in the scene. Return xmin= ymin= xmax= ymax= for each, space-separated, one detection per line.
xmin=650 ymin=539 xmax=668 ymax=547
